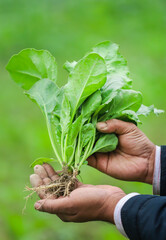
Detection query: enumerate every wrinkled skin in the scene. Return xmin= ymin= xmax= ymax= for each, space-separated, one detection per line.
xmin=30 ymin=164 xmax=125 ymax=224
xmin=88 ymin=119 xmax=156 ymax=184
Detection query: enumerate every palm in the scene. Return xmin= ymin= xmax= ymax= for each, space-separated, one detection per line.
xmin=60 ymin=184 xmax=114 ymax=222
xmin=30 ymin=163 xmax=124 ymax=223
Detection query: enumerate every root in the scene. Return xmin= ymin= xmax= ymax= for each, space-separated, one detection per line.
xmin=23 ymin=167 xmax=78 ymax=213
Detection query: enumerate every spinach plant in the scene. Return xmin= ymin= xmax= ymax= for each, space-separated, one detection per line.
xmin=6 ymin=41 xmax=163 ymax=174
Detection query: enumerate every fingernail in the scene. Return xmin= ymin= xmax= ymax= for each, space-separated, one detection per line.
xmin=35 ymin=201 xmax=41 ymax=210
xmin=96 ymin=122 xmax=107 ymax=130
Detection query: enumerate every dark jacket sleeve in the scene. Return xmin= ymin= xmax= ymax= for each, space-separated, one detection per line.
xmin=160 ymin=146 xmax=166 ymax=196
xmin=121 ymin=195 xmax=166 ymax=240
xmin=119 ymin=146 xmax=166 ymax=239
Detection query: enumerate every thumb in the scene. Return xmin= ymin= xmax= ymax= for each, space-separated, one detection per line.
xmin=34 ymin=198 xmax=68 ymax=214
xmin=96 ymin=119 xmax=136 ymax=135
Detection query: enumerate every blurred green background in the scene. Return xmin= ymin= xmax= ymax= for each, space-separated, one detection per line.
xmin=0 ymin=0 xmax=166 ymax=239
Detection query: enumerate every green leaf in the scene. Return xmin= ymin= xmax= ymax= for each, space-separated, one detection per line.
xmin=6 ymin=48 xmax=57 ymax=90
xmin=65 ymin=146 xmax=75 ymax=163
xmin=26 ymin=78 xmax=63 ymax=166
xmin=91 ymin=41 xmax=132 ymax=91
xmin=111 ymin=110 xmax=141 ymax=124
xmin=81 ymin=123 xmax=95 ymax=148
xmin=81 ymin=91 xmax=102 ymax=122
xmin=109 ymin=89 xmax=142 ymax=113
xmin=92 ymin=134 xmax=118 ymax=154
xmin=52 ymin=87 xmax=64 ymax=117
xmin=26 ymin=78 xmax=60 ymax=113
xmin=67 ymin=115 xmax=83 ymax=146
xmin=30 ymin=157 xmax=57 ymax=168
xmin=94 ymin=91 xmax=117 ymax=116
xmin=91 ymin=41 xmax=132 ymax=108
xmin=137 ymin=104 xmax=164 ymax=116
xmin=65 ymin=53 xmax=107 ymax=119
xmin=100 ymin=89 xmax=142 ymax=121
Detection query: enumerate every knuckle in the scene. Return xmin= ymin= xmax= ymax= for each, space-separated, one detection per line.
xmin=107 ymin=119 xmax=117 ymax=126
xmin=128 ymin=122 xmax=137 ymax=131
xmin=106 ymin=119 xmax=118 ymax=130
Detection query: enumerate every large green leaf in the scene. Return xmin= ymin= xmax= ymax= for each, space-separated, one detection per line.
xmin=6 ymin=48 xmax=57 ymax=90
xmin=92 ymin=134 xmax=118 ymax=153
xmin=26 ymin=78 xmax=62 ymax=164
xmin=90 ymin=41 xmax=133 ymax=116
xmin=91 ymin=41 xmax=132 ymax=92
xmin=65 ymin=53 xmax=107 ymax=119
xmin=99 ymin=89 xmax=142 ymax=121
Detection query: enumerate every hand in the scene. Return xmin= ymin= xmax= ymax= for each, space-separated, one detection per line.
xmin=30 ymin=163 xmax=125 ymax=223
xmin=88 ymin=119 xmax=156 ymax=184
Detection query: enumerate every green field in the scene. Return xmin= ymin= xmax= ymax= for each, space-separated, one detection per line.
xmin=0 ymin=0 xmax=166 ymax=239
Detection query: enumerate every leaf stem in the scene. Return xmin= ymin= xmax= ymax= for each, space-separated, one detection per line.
xmin=64 ymin=134 xmax=68 ymax=163
xmin=74 ymin=133 xmax=81 ymax=168
xmin=45 ymin=112 xmax=63 ymax=167
xmin=78 ymin=133 xmax=96 ymax=170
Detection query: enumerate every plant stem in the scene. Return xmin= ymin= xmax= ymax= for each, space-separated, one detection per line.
xmin=61 ymin=132 xmax=64 ymax=161
xmin=45 ymin=112 xmax=63 ymax=167
xmin=74 ymin=133 xmax=81 ymax=168
xmin=77 ymin=140 xmax=91 ymax=170
xmin=78 ymin=133 xmax=96 ymax=170
xmin=64 ymin=134 xmax=68 ymax=163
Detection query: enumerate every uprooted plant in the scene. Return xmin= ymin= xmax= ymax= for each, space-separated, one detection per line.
xmin=6 ymin=41 xmax=164 ymax=198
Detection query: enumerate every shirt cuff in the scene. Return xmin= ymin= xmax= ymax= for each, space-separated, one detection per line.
xmin=153 ymin=146 xmax=161 ymax=195
xmin=114 ymin=193 xmax=140 ymax=238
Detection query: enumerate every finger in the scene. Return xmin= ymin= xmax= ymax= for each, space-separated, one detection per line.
xmin=34 ymin=165 xmax=48 ymax=179
xmin=34 ymin=198 xmax=71 ymax=214
xmin=42 ymin=177 xmax=58 ymax=199
xmin=30 ymin=174 xmax=43 ymax=187
xmin=87 ymin=155 xmax=97 ymax=168
xmin=42 ymin=163 xmax=59 ymax=181
xmin=96 ymin=119 xmax=136 ymax=135
xmin=87 ymin=153 xmax=109 ymax=173
xmin=43 ymin=177 xmax=52 ymax=185
xmin=30 ymin=174 xmax=45 ymax=199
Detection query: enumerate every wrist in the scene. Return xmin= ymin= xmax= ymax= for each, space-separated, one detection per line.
xmin=144 ymin=144 xmax=156 ymax=184
xmin=101 ymin=188 xmax=126 ymax=224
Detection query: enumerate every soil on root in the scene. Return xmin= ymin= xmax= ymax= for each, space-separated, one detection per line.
xmin=23 ymin=167 xmax=78 ymax=213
